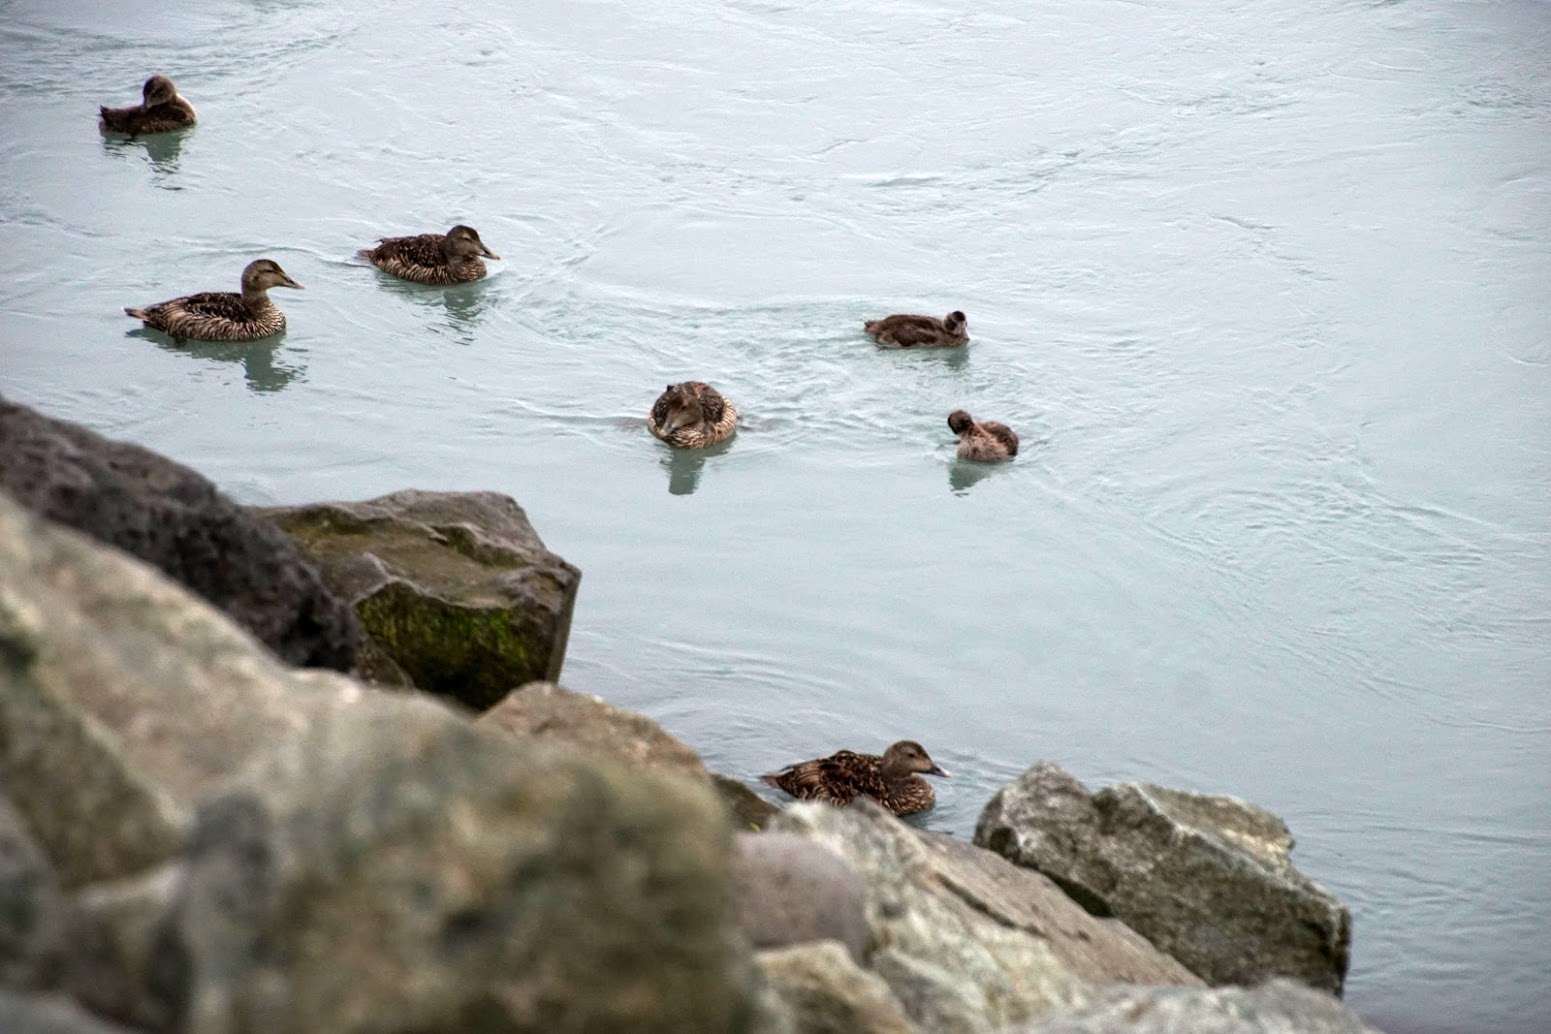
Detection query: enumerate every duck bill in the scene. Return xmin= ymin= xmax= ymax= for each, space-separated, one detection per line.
xmin=928 ymin=763 xmax=951 ymax=778
xmin=481 ymin=245 xmax=501 ymax=260
xmin=282 ymin=275 xmax=304 ymax=290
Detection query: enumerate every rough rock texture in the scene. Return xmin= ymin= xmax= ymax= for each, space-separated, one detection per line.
xmin=0 ymin=396 xmax=359 ymax=670
xmin=716 ymin=775 xmax=781 ymax=831
xmin=975 ymin=762 xmax=1351 ymax=995
xmin=0 ymin=990 xmax=139 ymax=1034
xmin=734 ymin=833 xmax=870 ymax=962
xmin=758 ymin=941 xmax=916 ymax=1034
xmin=479 ymin=681 xmax=708 ymax=780
xmin=0 ymin=490 xmax=756 ymax=1032
xmin=770 ymin=802 xmax=1199 ymax=1034
xmin=260 ymin=490 xmax=580 ymax=709
xmin=59 ymin=865 xmax=182 ymax=1030
xmin=1007 ymin=979 xmax=1384 ymax=1034
xmin=0 ymin=795 xmax=63 ymax=990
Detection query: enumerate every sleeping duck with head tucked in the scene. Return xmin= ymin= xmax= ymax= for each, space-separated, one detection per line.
xmin=863 ymin=310 xmax=968 ymax=349
xmin=648 ymin=382 xmax=738 ymax=449
xmin=99 ymin=75 xmax=197 ymax=137
xmin=358 ymin=225 xmax=500 ymax=284
xmin=761 ymin=740 xmax=951 ymax=816
xmin=948 ymin=409 xmax=1019 ymax=462
xmin=124 ymin=259 xmax=302 ymax=343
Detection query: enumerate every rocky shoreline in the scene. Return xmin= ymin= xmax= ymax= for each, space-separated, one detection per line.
xmin=0 ymin=396 xmax=1379 ymax=1033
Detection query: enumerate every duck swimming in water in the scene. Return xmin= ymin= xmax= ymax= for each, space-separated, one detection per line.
xmin=648 ymin=382 xmax=738 ymax=449
xmin=357 ymin=225 xmax=500 ymax=284
xmin=863 ymin=310 xmax=968 ymax=349
xmin=124 ymin=259 xmax=302 ymax=343
xmin=948 ymin=409 xmax=1018 ymax=462
xmin=760 ymin=740 xmax=950 ymax=816
xmin=99 ymin=75 xmax=197 ymax=137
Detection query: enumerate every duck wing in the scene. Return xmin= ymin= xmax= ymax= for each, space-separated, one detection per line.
xmin=761 ymin=750 xmax=877 ymax=804
xmin=160 ymin=291 xmax=252 ymax=322
xmin=983 ymin=421 xmax=1019 ymax=456
xmin=865 ymin=314 xmax=943 ymax=347
xmin=366 ymin=233 xmax=449 ymax=267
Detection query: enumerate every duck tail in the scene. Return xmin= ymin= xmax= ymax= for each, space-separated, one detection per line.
xmin=355 ymin=247 xmax=376 ymax=260
xmin=124 ymin=307 xmax=148 ymax=321
xmin=758 ymin=773 xmax=784 ymax=790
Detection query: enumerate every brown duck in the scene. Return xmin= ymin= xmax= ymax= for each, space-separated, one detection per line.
xmin=124 ymin=259 xmax=302 ymax=343
xmin=948 ymin=409 xmax=1018 ymax=462
xmin=863 ymin=310 xmax=968 ymax=348
xmin=648 ymin=382 xmax=738 ymax=449
xmin=357 ymin=225 xmax=500 ymax=284
xmin=99 ymin=75 xmax=197 ymax=137
xmin=760 ymin=740 xmax=950 ymax=816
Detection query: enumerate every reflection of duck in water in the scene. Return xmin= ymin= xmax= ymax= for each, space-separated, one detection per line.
xmin=863 ymin=310 xmax=968 ymax=349
xmin=358 ymin=225 xmax=500 ymax=284
xmin=124 ymin=259 xmax=303 ymax=343
xmin=761 ymin=740 xmax=950 ymax=816
xmin=648 ymin=382 xmax=738 ymax=449
xmin=99 ymin=75 xmax=197 ymax=137
xmin=948 ymin=409 xmax=1018 ymax=462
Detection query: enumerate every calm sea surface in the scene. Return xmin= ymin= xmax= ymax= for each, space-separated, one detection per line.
xmin=2 ymin=0 xmax=1548 ymax=1028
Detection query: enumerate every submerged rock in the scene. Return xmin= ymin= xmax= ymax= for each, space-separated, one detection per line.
xmin=1007 ymin=979 xmax=1384 ymax=1034
xmin=770 ymin=801 xmax=1198 ymax=1034
xmin=0 ymin=490 xmax=756 ymax=1032
xmin=260 ymin=490 xmax=580 ymax=709
xmin=974 ymin=762 xmax=1351 ymax=995
xmin=0 ymin=397 xmax=359 ymax=671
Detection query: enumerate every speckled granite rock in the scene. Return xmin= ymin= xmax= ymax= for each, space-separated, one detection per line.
xmin=758 ymin=941 xmax=916 ymax=1034
xmin=1001 ymin=979 xmax=1384 ymax=1034
xmin=975 ymin=762 xmax=1351 ymax=994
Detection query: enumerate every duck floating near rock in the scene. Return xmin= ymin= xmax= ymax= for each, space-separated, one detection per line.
xmin=863 ymin=310 xmax=968 ymax=348
xmin=648 ymin=382 xmax=738 ymax=449
xmin=760 ymin=740 xmax=950 ymax=816
xmin=948 ymin=409 xmax=1018 ymax=462
xmin=99 ymin=75 xmax=197 ymax=137
xmin=124 ymin=259 xmax=302 ymax=343
xmin=357 ymin=225 xmax=500 ymax=284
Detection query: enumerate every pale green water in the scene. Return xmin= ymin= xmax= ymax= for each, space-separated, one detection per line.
xmin=3 ymin=0 xmax=1549 ymax=1029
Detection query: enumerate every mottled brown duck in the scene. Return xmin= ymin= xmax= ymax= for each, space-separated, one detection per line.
xmin=948 ymin=409 xmax=1018 ymax=462
xmin=99 ymin=75 xmax=197 ymax=137
xmin=357 ymin=225 xmax=500 ymax=284
xmin=863 ymin=310 xmax=968 ymax=348
xmin=648 ymin=382 xmax=738 ymax=449
xmin=124 ymin=259 xmax=302 ymax=343
xmin=760 ymin=740 xmax=950 ymax=816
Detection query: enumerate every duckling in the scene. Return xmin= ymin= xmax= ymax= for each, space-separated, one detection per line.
xmin=124 ymin=259 xmax=302 ymax=343
xmin=648 ymin=382 xmax=738 ymax=449
xmin=99 ymin=75 xmax=197 ymax=137
xmin=357 ymin=225 xmax=500 ymax=284
xmin=863 ymin=310 xmax=968 ymax=348
xmin=760 ymin=740 xmax=950 ymax=816
xmin=948 ymin=409 xmax=1018 ymax=462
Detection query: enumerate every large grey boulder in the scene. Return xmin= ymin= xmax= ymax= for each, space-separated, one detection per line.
xmin=734 ymin=833 xmax=870 ymax=962
xmin=974 ymin=762 xmax=1351 ymax=995
xmin=1004 ymin=979 xmax=1384 ymax=1034
xmin=0 ymin=490 xmax=757 ymax=1032
xmin=770 ymin=801 xmax=1199 ymax=1034
xmin=758 ymin=941 xmax=916 ymax=1034
xmin=259 ymin=490 xmax=580 ymax=709
xmin=0 ymin=396 xmax=358 ymax=670
xmin=0 ymin=795 xmax=63 ymax=990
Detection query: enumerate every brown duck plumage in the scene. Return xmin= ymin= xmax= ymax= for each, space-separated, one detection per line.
xmin=124 ymin=259 xmax=302 ymax=343
xmin=99 ymin=75 xmax=197 ymax=137
xmin=760 ymin=740 xmax=950 ymax=816
xmin=648 ymin=382 xmax=738 ymax=449
xmin=863 ymin=310 xmax=968 ymax=349
xmin=357 ymin=224 xmax=500 ymax=284
xmin=948 ymin=409 xmax=1018 ymax=462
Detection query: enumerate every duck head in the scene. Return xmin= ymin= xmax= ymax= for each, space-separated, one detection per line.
xmin=444 ymin=225 xmax=500 ymax=262
xmin=241 ymin=258 xmax=304 ymax=293
xmin=947 ymin=410 xmax=975 ymax=436
xmin=142 ymin=75 xmax=179 ymax=109
xmin=882 ymin=740 xmax=950 ymax=780
xmin=943 ymin=310 xmax=967 ymax=335
xmin=659 ymin=383 xmax=705 ymax=434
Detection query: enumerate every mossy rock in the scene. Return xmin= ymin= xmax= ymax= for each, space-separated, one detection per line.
xmin=258 ymin=491 xmax=580 ymax=710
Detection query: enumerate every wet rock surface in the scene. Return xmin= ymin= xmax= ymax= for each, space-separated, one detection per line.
xmin=259 ymin=490 xmax=580 ymax=709
xmin=975 ymin=762 xmax=1352 ymax=995
xmin=0 ymin=397 xmax=359 ymax=671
